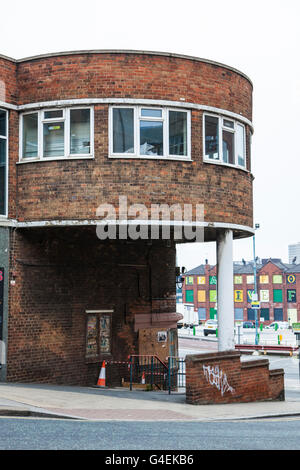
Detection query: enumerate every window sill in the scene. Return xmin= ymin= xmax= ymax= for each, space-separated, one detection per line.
xmin=17 ymin=155 xmax=95 ymax=164
xmin=109 ymin=154 xmax=192 ymax=162
xmin=203 ymin=158 xmax=249 ymax=173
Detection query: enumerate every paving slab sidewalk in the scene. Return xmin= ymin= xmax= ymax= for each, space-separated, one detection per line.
xmin=0 ymin=382 xmax=300 ymax=421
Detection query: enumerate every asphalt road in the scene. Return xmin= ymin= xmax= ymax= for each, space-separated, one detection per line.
xmin=1 ymin=416 xmax=300 ymax=450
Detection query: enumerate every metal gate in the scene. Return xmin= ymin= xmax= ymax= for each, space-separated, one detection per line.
xmin=167 ymin=356 xmax=186 ymax=394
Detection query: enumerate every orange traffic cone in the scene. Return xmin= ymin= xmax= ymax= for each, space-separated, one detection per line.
xmin=141 ymin=371 xmax=145 ymax=385
xmin=96 ymin=361 xmax=106 ymax=387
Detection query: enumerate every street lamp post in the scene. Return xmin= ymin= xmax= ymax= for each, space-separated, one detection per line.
xmin=253 ymin=223 xmax=260 ymax=345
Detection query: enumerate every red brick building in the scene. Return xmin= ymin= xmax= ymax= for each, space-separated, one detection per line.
xmin=181 ymin=259 xmax=300 ymax=325
xmin=0 ymin=50 xmax=254 ymax=384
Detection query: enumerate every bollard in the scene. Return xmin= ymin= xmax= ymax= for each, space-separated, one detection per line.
xmin=193 ymin=326 xmax=196 ymax=336
xmin=278 ymin=335 xmax=281 ymax=345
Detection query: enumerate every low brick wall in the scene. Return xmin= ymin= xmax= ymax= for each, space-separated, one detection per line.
xmin=186 ymin=350 xmax=284 ymax=405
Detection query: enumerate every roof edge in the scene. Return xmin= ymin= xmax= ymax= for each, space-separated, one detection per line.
xmin=1 ymin=49 xmax=253 ymax=87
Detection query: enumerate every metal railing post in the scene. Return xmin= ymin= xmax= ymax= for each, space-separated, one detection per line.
xmin=168 ymin=357 xmax=171 ymax=394
xmin=129 ymin=355 xmax=133 ymax=391
xmin=150 ymin=356 xmax=154 ymax=390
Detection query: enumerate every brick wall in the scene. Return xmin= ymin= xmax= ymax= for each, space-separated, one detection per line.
xmin=0 ymin=51 xmax=253 ymax=228
xmin=186 ymin=350 xmax=284 ymax=405
xmin=0 ymin=56 xmax=17 ymax=104
xmin=7 ymin=226 xmax=176 ymax=385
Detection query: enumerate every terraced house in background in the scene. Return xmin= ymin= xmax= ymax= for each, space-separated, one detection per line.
xmin=0 ymin=49 xmax=254 ymax=385
xmin=181 ymin=259 xmax=300 ymax=325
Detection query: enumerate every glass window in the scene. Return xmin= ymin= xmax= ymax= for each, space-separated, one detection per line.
xmin=234 ymin=290 xmax=243 ymax=302
xmin=204 ymin=114 xmax=247 ymax=168
xmin=0 ymin=109 xmax=7 ymax=215
xmin=205 ymin=115 xmax=219 ymax=160
xmin=247 ymin=308 xmax=255 ymax=321
xmin=274 ymin=308 xmax=283 ymax=321
xmin=70 ymin=108 xmax=91 ymax=155
xmin=197 ymin=276 xmax=206 ymax=285
xmin=209 ymin=275 xmax=217 ymax=285
xmin=247 ymin=275 xmax=254 ymax=284
xmin=141 ymin=108 xmax=162 ymax=118
xmin=140 ymin=120 xmax=163 ymax=156
xmin=44 ymin=110 xmax=64 ymax=119
xmin=236 ymin=124 xmax=245 ymax=166
xmin=247 ymin=290 xmax=254 ymax=302
xmin=234 ymin=308 xmax=243 ymax=320
xmin=260 ymin=275 xmax=269 ymax=284
xmin=185 ymin=289 xmax=194 ymax=303
xmin=113 ymin=108 xmax=134 ymax=154
xmin=23 ymin=113 xmax=38 ymax=158
xmin=260 ymin=290 xmax=269 ymax=302
xmin=43 ymin=121 xmax=65 ymax=158
xmin=0 ymin=138 xmax=6 ymax=215
xmin=111 ymin=106 xmax=190 ymax=159
xmin=273 ymin=289 xmax=283 ymax=303
xmin=209 ymin=290 xmax=217 ymax=302
xmin=273 ymin=274 xmax=282 ymax=284
xmin=222 ymin=129 xmax=235 ymax=164
xmin=223 ymin=119 xmax=234 ymax=129
xmin=0 ymin=110 xmax=6 ymax=136
xmin=21 ymin=107 xmax=93 ymax=160
xmin=209 ymin=307 xmax=217 ymax=319
xmin=186 ymin=276 xmax=193 ymax=285
xmin=198 ymin=308 xmax=206 ymax=321
xmin=169 ymin=110 xmax=187 ymax=156
xmin=198 ymin=290 xmax=206 ymax=302
xmin=234 ymin=275 xmax=243 ymax=284
xmin=287 ymin=290 xmax=296 ymax=303
xmin=260 ymin=308 xmax=269 ymax=321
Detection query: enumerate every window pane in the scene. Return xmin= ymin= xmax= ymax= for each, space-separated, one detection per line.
xmin=70 ymin=109 xmax=90 ymax=154
xmin=0 ymin=110 xmax=6 ymax=136
xmin=140 ymin=120 xmax=163 ymax=155
xmin=169 ymin=111 xmax=187 ymax=156
xmin=235 ymin=308 xmax=243 ymax=320
xmin=141 ymin=108 xmax=162 ymax=118
xmin=205 ymin=116 xmax=219 ymax=159
xmin=23 ymin=113 xmax=38 ymax=158
xmin=185 ymin=289 xmax=194 ymax=303
xmin=113 ymin=108 xmax=134 ymax=153
xmin=223 ymin=119 xmax=234 ymax=129
xmin=43 ymin=122 xmax=65 ymax=157
xmin=260 ymin=308 xmax=269 ymax=320
xmin=274 ymin=308 xmax=283 ymax=321
xmin=198 ymin=290 xmax=206 ymax=302
xmin=247 ymin=308 xmax=255 ymax=321
xmin=198 ymin=308 xmax=206 ymax=320
xmin=209 ymin=290 xmax=217 ymax=302
xmin=44 ymin=110 xmax=63 ymax=119
xmin=273 ymin=289 xmax=283 ymax=303
xmin=236 ymin=124 xmax=245 ymax=166
xmin=222 ymin=130 xmax=235 ymax=164
xmin=0 ymin=138 xmax=6 ymax=214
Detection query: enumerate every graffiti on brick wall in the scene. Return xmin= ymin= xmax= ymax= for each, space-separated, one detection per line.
xmin=203 ymin=364 xmax=235 ymax=396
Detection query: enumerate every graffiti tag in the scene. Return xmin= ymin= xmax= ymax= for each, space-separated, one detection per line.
xmin=203 ymin=364 xmax=235 ymax=396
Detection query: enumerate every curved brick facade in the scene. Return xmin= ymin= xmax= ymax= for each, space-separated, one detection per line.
xmin=0 ymin=51 xmax=254 ymax=385
xmin=1 ymin=51 xmax=253 ymax=234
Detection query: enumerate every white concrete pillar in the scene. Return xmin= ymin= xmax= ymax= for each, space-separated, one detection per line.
xmin=216 ymin=229 xmax=234 ymax=351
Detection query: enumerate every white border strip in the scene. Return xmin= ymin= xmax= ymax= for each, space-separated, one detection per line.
xmin=15 ymin=218 xmax=255 ymax=234
xmin=0 ymin=98 xmax=254 ymax=131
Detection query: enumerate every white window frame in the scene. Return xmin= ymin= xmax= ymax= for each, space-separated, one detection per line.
xmin=19 ymin=106 xmax=94 ymax=162
xmin=0 ymin=108 xmax=8 ymax=217
xmin=203 ymin=113 xmax=246 ymax=170
xmin=109 ymin=105 xmax=191 ymax=161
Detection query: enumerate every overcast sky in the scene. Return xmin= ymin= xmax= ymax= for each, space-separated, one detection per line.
xmin=1 ymin=0 xmax=299 ymax=268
